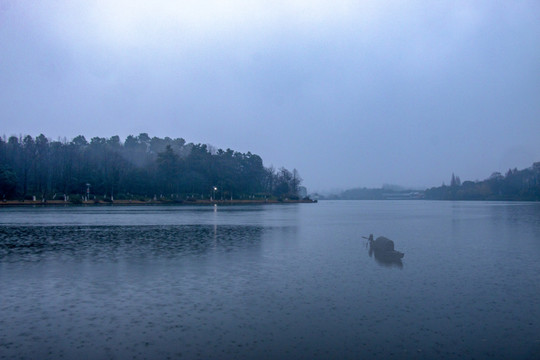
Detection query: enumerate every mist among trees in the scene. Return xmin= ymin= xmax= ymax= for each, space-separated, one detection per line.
xmin=0 ymin=133 xmax=303 ymax=202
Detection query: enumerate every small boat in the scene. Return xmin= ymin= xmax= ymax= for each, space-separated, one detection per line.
xmin=365 ymin=234 xmax=404 ymax=260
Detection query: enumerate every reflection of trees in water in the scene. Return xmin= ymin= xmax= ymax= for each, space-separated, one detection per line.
xmin=0 ymin=225 xmax=265 ymax=262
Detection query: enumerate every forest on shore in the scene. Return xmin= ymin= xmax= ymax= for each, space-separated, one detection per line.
xmin=424 ymin=162 xmax=540 ymax=201
xmin=0 ymin=133 xmax=305 ymax=203
xmin=317 ymin=162 xmax=540 ymax=201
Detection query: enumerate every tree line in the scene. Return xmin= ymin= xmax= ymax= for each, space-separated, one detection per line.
xmin=0 ymin=133 xmax=304 ymax=202
xmin=424 ymin=163 xmax=540 ymax=201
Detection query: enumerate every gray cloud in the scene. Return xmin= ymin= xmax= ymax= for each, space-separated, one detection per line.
xmin=1 ymin=1 xmax=539 ymax=191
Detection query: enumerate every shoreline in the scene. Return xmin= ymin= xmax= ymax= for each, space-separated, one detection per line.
xmin=0 ymin=199 xmax=317 ymax=206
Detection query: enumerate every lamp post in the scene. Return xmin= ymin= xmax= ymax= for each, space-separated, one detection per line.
xmin=212 ymin=186 xmax=217 ymax=201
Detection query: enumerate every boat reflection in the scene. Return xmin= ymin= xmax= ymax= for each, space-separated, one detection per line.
xmin=369 ymin=246 xmax=403 ymax=268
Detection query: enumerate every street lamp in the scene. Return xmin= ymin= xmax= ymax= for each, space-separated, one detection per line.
xmin=212 ymin=186 xmax=217 ymax=201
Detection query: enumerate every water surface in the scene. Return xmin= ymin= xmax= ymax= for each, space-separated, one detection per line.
xmin=1 ymin=201 xmax=539 ymax=359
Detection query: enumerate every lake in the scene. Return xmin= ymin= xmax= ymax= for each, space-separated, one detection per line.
xmin=1 ymin=201 xmax=539 ymax=359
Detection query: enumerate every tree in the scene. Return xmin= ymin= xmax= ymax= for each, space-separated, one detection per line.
xmin=292 ymin=169 xmax=302 ymax=195
xmin=450 ymin=173 xmax=461 ymax=187
xmin=274 ymin=167 xmax=292 ymax=197
xmin=157 ymin=145 xmax=180 ymax=194
xmin=0 ymin=166 xmax=17 ymax=199
xmin=0 ymin=133 xmax=304 ymax=201
xmin=21 ymin=135 xmax=35 ymax=197
xmin=71 ymin=135 xmax=88 ymax=146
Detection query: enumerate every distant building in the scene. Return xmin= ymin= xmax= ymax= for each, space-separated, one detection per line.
xmin=382 ymin=192 xmax=424 ymax=200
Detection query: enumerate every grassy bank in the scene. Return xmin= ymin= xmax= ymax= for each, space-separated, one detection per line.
xmin=0 ymin=198 xmax=317 ymax=206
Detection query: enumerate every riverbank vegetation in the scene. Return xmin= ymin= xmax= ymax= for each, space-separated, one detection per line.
xmin=424 ymin=163 xmax=540 ymax=201
xmin=316 ymin=162 xmax=540 ymax=202
xmin=0 ymin=133 xmax=306 ymax=203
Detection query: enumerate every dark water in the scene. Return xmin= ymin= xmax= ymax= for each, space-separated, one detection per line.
xmin=1 ymin=201 xmax=539 ymax=359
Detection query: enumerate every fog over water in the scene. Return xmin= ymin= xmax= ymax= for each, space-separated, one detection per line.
xmin=1 ymin=1 xmax=539 ymax=190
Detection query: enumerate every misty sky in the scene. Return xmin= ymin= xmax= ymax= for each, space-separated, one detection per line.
xmin=1 ymin=1 xmax=539 ymax=191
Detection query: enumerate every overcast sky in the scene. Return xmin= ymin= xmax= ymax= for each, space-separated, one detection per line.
xmin=1 ymin=1 xmax=539 ymax=191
